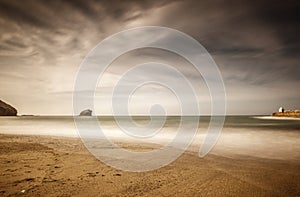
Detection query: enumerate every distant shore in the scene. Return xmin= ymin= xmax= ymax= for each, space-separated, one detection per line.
xmin=272 ymin=110 xmax=300 ymax=118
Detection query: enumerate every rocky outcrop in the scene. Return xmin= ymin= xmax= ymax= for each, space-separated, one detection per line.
xmin=272 ymin=110 xmax=300 ymax=118
xmin=0 ymin=100 xmax=17 ymax=116
xmin=79 ymin=109 xmax=92 ymax=116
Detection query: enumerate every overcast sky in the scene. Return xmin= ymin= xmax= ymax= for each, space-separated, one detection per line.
xmin=0 ymin=0 xmax=299 ymax=115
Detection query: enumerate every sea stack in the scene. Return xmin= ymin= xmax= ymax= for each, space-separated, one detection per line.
xmin=79 ymin=109 xmax=92 ymax=116
xmin=0 ymin=100 xmax=17 ymax=116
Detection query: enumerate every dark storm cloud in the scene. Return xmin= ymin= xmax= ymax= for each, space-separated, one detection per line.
xmin=1 ymin=0 xmax=297 ymax=59
xmin=0 ymin=0 xmax=298 ymax=54
xmin=0 ymin=0 xmax=169 ymax=28
xmin=0 ymin=0 xmax=171 ymax=58
xmin=0 ymin=0 xmax=51 ymax=28
xmin=120 ymin=0 xmax=300 ymax=87
xmin=246 ymin=0 xmax=300 ymax=58
xmin=180 ymin=0 xmax=299 ymax=59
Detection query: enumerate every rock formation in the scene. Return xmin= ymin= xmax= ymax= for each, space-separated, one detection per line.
xmin=79 ymin=109 xmax=92 ymax=116
xmin=0 ymin=100 xmax=17 ymax=116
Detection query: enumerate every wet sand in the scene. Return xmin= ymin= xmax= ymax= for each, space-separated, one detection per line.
xmin=0 ymin=134 xmax=299 ymax=196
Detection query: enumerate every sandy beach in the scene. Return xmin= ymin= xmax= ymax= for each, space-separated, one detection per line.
xmin=0 ymin=134 xmax=299 ymax=196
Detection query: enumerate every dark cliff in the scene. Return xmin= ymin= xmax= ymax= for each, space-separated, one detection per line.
xmin=0 ymin=100 xmax=17 ymax=116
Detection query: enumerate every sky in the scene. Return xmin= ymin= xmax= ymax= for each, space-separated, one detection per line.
xmin=0 ymin=0 xmax=299 ymax=115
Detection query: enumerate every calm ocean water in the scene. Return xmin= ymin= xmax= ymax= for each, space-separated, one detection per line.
xmin=0 ymin=116 xmax=299 ymax=137
xmin=1 ymin=116 xmax=300 ymax=160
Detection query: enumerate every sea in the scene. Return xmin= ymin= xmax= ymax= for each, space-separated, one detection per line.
xmin=0 ymin=116 xmax=299 ymax=160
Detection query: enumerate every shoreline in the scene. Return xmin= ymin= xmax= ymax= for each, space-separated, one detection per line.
xmin=252 ymin=115 xmax=300 ymax=120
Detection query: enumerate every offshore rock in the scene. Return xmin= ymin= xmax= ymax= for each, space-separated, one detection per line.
xmin=79 ymin=109 xmax=92 ymax=116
